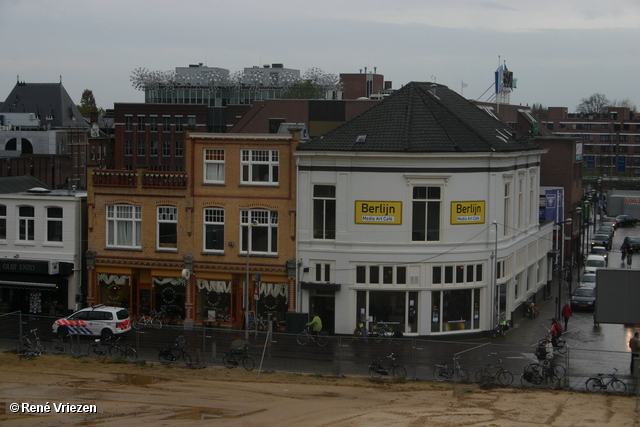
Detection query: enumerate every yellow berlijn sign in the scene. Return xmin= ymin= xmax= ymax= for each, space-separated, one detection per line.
xmin=451 ymin=201 xmax=485 ymax=224
xmin=355 ymin=201 xmax=402 ymax=225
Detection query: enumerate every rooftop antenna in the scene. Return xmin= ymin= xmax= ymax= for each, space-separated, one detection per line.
xmin=431 ymin=75 xmax=436 ymax=83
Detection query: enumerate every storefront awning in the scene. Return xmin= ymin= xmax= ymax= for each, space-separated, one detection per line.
xmin=0 ymin=273 xmax=64 ymax=290
xmin=300 ymin=281 xmax=341 ymax=292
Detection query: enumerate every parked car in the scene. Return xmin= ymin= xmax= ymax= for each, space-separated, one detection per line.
xmin=615 ymin=214 xmax=637 ymax=227
xmin=590 ymin=234 xmax=612 ymax=251
xmin=590 ymin=246 xmax=608 ymax=264
xmin=622 ymin=236 xmax=640 ymax=252
xmin=601 ymin=220 xmax=617 ymax=230
xmin=52 ymin=304 xmax=131 ymax=340
xmin=571 ymin=287 xmax=596 ymax=310
xmin=578 ymin=273 xmax=597 ymax=288
xmin=584 ymin=254 xmax=607 ymax=274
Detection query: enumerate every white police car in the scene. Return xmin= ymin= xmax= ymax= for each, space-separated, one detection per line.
xmin=52 ymin=305 xmax=131 ymax=340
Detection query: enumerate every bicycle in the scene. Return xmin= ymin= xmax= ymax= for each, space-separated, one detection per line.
xmin=520 ymin=362 xmax=562 ymax=389
xmin=433 ymin=357 xmax=469 ymax=382
xmin=369 ymin=353 xmax=407 ymax=379
xmin=475 ymin=358 xmax=514 ymax=385
xmin=585 ymin=368 xmax=627 ymax=394
xmin=524 ymin=299 xmax=539 ymax=318
xmin=372 ymin=323 xmax=403 ymax=345
xmin=158 ymin=336 xmax=192 ymax=366
xmin=19 ymin=328 xmax=44 ymax=360
xmin=51 ymin=334 xmax=81 ymax=357
xmin=540 ymin=336 xmax=567 ymax=355
xmin=108 ymin=336 xmax=138 ymax=362
xmin=351 ymin=322 xmax=381 ymax=343
xmin=296 ymin=326 xmax=328 ymax=346
xmin=491 ymin=317 xmax=509 ymax=338
xmin=87 ymin=336 xmax=113 ymax=357
xmin=222 ymin=343 xmax=254 ymax=371
xmin=131 ymin=310 xmax=162 ymax=330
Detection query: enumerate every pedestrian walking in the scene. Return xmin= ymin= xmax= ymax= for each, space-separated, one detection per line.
xmin=621 ymin=243 xmax=628 ymax=266
xmin=629 ymin=332 xmax=640 ymax=374
xmin=561 ymin=303 xmax=573 ymax=331
xmin=627 ymin=250 xmax=633 ymax=268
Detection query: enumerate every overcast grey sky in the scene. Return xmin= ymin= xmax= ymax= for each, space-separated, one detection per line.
xmin=2 ymin=0 xmax=639 ymax=111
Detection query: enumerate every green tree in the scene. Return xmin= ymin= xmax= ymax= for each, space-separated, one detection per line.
xmin=77 ymin=89 xmax=100 ymax=117
xmin=281 ymin=80 xmax=324 ymax=99
xmin=576 ymin=93 xmax=610 ymax=115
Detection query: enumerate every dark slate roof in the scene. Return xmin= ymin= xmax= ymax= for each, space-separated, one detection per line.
xmin=0 ymin=82 xmax=88 ymax=128
xmin=297 ymin=82 xmax=537 ymax=153
xmin=0 ymin=175 xmax=49 ymax=194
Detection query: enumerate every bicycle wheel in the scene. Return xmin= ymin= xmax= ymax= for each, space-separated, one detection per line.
xmin=125 ymin=348 xmax=138 ymax=362
xmin=455 ymin=368 xmax=469 ymax=383
xmin=91 ymin=344 xmax=103 ymax=357
xmin=296 ymin=331 xmax=310 ymax=345
xmin=159 ymin=350 xmax=173 ymax=365
xmin=152 ymin=318 xmax=162 ymax=330
xmin=35 ymin=339 xmax=44 ymax=354
xmin=546 ymin=374 xmax=562 ymax=390
xmin=20 ymin=352 xmax=33 ymax=360
xmin=52 ymin=340 xmax=65 ymax=355
xmin=369 ymin=362 xmax=383 ymax=379
xmin=223 ymin=352 xmax=236 ymax=368
xmin=520 ymin=373 xmax=536 ymax=388
xmin=611 ymin=379 xmax=627 ymax=394
xmin=131 ymin=317 xmax=142 ymax=330
xmin=373 ymin=330 xmax=385 ymax=343
xmin=182 ymin=351 xmax=192 ymax=366
xmin=433 ymin=366 xmax=448 ymax=382
xmin=496 ymin=370 xmax=514 ymax=386
xmin=475 ymin=369 xmax=491 ymax=384
xmin=585 ymin=377 xmax=602 ymax=392
xmin=555 ymin=340 xmax=567 ymax=354
xmin=70 ymin=342 xmax=81 ymax=357
xmin=552 ymin=364 xmax=566 ymax=379
xmin=316 ymin=334 xmax=328 ymax=347
xmin=242 ymin=356 xmax=255 ymax=371
xmin=393 ymin=365 xmax=407 ymax=379
xmin=109 ymin=345 xmax=123 ymax=359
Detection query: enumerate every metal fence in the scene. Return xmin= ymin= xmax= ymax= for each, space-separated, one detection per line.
xmin=2 ymin=312 xmax=639 ymax=399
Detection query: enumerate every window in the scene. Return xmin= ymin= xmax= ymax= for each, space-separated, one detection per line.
xmin=18 ymin=206 xmax=35 ymax=241
xmin=503 ymin=179 xmax=512 ymax=236
xmin=150 ymin=116 xmax=158 ymax=132
xmin=175 ymin=140 xmax=183 ymax=157
xmin=137 ymin=140 xmax=146 ymax=156
xmin=356 ymin=264 xmax=407 ymax=285
xmin=107 ymin=205 xmax=142 ymax=249
xmin=241 ymin=210 xmax=278 ymax=254
xmin=157 ymin=206 xmax=177 ymax=251
xmin=518 ymin=176 xmax=525 ymax=230
xmin=150 ymin=140 xmax=158 ymax=156
xmin=204 ymin=208 xmax=224 ymax=251
xmin=204 ymin=149 xmax=225 ymax=183
xmin=46 ymin=207 xmax=63 ymax=242
xmin=125 ymin=116 xmax=132 ymax=132
xmin=313 ymin=185 xmax=336 ymax=239
xmin=187 ymin=116 xmax=196 ymax=127
xmin=137 ymin=116 xmax=145 ymax=131
xmin=162 ymin=141 xmax=171 ymax=157
xmin=125 ymin=140 xmax=133 ymax=156
xmin=0 ymin=205 xmax=6 ymax=240
xmin=175 ymin=117 xmax=183 ymax=132
xmin=619 ymin=145 xmax=628 ymax=153
xmin=241 ymin=149 xmax=279 ymax=185
xmin=313 ymin=262 xmax=333 ymax=282
xmin=411 ymin=186 xmax=441 ymax=241
xmin=162 ymin=116 xmax=171 ymax=132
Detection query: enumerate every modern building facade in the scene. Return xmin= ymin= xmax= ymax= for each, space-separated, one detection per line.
xmin=0 ymin=175 xmax=86 ymax=315
xmin=86 ymin=131 xmax=300 ymax=328
xmin=295 ymin=82 xmax=554 ymax=336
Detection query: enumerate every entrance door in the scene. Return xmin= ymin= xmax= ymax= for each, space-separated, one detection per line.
xmin=309 ymin=295 xmax=335 ymax=334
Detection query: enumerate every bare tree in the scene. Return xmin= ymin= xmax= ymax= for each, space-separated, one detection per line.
xmin=576 ymin=93 xmax=610 ymax=115
xmin=610 ymin=98 xmax=637 ymax=112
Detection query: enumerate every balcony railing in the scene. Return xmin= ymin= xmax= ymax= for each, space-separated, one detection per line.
xmin=92 ymin=171 xmax=137 ymax=187
xmin=142 ymin=172 xmax=188 ymax=188
xmin=92 ymin=170 xmax=188 ymax=188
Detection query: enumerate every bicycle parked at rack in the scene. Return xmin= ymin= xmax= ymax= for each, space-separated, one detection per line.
xmin=297 ymin=326 xmax=328 ymax=346
xmin=158 ymin=336 xmax=192 ymax=366
xmin=475 ymin=358 xmax=514 ymax=385
xmin=372 ymin=323 xmax=403 ymax=345
xmin=433 ymin=357 xmax=469 ymax=382
xmin=131 ymin=309 xmax=163 ymax=330
xmin=19 ymin=328 xmax=44 ymax=360
xmin=51 ymin=334 xmax=80 ymax=356
xmin=520 ymin=361 xmax=562 ymax=389
xmin=491 ymin=317 xmax=509 ymax=338
xmin=108 ymin=336 xmax=138 ymax=362
xmin=87 ymin=336 xmax=113 ymax=357
xmin=369 ymin=353 xmax=407 ymax=379
xmin=585 ymin=368 xmax=627 ymax=394
xmin=524 ymin=299 xmax=540 ymax=318
xmin=222 ymin=343 xmax=254 ymax=371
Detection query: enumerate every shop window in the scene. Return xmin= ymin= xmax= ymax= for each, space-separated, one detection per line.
xmin=357 ymin=290 xmax=418 ymax=334
xmin=431 ymin=288 xmax=480 ymax=332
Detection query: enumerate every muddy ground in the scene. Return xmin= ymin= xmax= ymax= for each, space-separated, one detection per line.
xmin=0 ymin=351 xmax=638 ymax=426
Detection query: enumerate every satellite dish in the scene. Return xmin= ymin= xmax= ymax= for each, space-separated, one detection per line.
xmin=181 ymin=269 xmax=191 ymax=280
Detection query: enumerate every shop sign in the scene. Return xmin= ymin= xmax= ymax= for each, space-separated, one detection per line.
xmin=450 ymin=201 xmax=485 ymax=224
xmin=0 ymin=259 xmax=58 ymax=275
xmin=355 ymin=201 xmax=402 ymax=225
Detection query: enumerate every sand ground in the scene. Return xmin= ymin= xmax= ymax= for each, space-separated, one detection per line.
xmin=0 ymin=352 xmax=638 ymax=426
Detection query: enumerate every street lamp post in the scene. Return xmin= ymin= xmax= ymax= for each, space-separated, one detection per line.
xmin=558 ymin=218 xmax=573 ymax=319
xmin=570 ymin=207 xmax=583 ymax=268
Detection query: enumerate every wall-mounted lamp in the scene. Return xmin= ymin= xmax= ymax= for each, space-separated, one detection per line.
xmin=228 ymin=241 xmax=235 ymax=247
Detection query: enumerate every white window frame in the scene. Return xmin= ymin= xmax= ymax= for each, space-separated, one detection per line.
xmin=18 ymin=205 xmax=35 ymax=242
xmin=203 ymin=208 xmax=225 ymax=252
xmin=204 ymin=149 xmax=225 ymax=184
xmin=241 ymin=209 xmax=278 ymax=255
xmin=241 ymin=149 xmax=279 ymax=185
xmin=157 ymin=206 xmax=178 ymax=252
xmin=107 ymin=204 xmax=142 ymax=249
xmin=46 ymin=206 xmax=63 ymax=243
